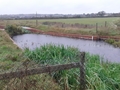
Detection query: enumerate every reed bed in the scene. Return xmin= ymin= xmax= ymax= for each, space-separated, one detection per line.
xmin=24 ymin=44 xmax=120 ymax=90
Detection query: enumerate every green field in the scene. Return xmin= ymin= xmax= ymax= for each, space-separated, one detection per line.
xmin=37 ymin=17 xmax=120 ymax=24
xmin=0 ymin=17 xmax=119 ymax=26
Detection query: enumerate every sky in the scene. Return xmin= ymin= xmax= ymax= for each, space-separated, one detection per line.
xmin=0 ymin=0 xmax=120 ymax=14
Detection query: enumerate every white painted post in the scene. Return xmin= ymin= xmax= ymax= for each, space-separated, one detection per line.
xmin=92 ymin=36 xmax=93 ymax=40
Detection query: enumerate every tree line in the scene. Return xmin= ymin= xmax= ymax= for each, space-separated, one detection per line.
xmin=0 ymin=11 xmax=120 ymax=20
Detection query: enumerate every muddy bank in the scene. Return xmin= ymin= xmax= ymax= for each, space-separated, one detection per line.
xmin=0 ymin=25 xmax=5 ymax=29
xmin=25 ymin=27 xmax=120 ymax=41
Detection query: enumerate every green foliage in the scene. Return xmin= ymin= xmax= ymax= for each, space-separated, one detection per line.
xmin=24 ymin=44 xmax=120 ymax=90
xmin=39 ymin=25 xmax=49 ymax=30
xmin=113 ymin=41 xmax=120 ymax=47
xmin=24 ymin=44 xmax=79 ymax=65
xmin=86 ymin=54 xmax=120 ymax=90
xmin=5 ymin=25 xmax=33 ymax=37
xmin=97 ymin=11 xmax=106 ymax=17
xmin=115 ymin=19 xmax=120 ymax=30
xmin=24 ymin=44 xmax=80 ymax=89
xmin=0 ymin=31 xmax=61 ymax=90
xmin=105 ymin=39 xmax=120 ymax=47
xmin=5 ymin=25 xmax=25 ymax=37
xmin=105 ymin=39 xmax=115 ymax=44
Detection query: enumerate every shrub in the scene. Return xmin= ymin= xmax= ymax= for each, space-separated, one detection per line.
xmin=105 ymin=39 xmax=115 ymax=44
xmin=5 ymin=25 xmax=24 ymax=37
xmin=113 ymin=41 xmax=120 ymax=47
xmin=114 ymin=19 xmax=120 ymax=30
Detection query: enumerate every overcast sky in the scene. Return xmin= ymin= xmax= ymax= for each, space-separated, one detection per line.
xmin=0 ymin=0 xmax=120 ymax=14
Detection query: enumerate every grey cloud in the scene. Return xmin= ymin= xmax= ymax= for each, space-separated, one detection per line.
xmin=0 ymin=0 xmax=120 ymax=14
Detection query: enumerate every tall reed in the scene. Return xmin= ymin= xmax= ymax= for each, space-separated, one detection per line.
xmin=24 ymin=44 xmax=120 ymax=90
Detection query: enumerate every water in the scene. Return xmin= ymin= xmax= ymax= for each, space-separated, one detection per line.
xmin=13 ymin=34 xmax=120 ymax=63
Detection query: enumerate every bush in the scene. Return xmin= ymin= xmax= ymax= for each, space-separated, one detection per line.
xmin=105 ymin=39 xmax=115 ymax=44
xmin=113 ymin=41 xmax=120 ymax=47
xmin=114 ymin=19 xmax=120 ymax=30
xmin=5 ymin=25 xmax=24 ymax=37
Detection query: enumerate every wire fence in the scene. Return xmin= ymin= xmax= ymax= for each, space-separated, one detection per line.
xmin=0 ymin=52 xmax=86 ymax=90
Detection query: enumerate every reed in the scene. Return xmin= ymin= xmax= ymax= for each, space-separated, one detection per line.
xmin=24 ymin=44 xmax=120 ymax=90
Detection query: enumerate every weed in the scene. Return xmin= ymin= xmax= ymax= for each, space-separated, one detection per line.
xmin=24 ymin=44 xmax=120 ymax=90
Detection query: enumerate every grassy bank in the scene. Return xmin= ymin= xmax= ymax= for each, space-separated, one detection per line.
xmin=0 ymin=30 xmax=23 ymax=71
xmin=0 ymin=30 xmax=61 ymax=90
xmin=105 ymin=38 xmax=120 ymax=47
xmin=0 ymin=30 xmax=24 ymax=89
xmin=24 ymin=44 xmax=120 ymax=90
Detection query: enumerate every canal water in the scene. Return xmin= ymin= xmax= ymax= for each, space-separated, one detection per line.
xmin=13 ymin=34 xmax=120 ymax=63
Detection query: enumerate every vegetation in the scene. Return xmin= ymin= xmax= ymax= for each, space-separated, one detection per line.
xmin=24 ymin=44 xmax=80 ymax=89
xmin=113 ymin=41 xmax=120 ymax=47
xmin=24 ymin=44 xmax=79 ymax=65
xmin=0 ymin=30 xmax=23 ymax=71
xmin=5 ymin=23 xmax=120 ymax=48
xmin=0 ymin=17 xmax=118 ymax=24
xmin=0 ymin=30 xmax=61 ymax=90
xmin=24 ymin=44 xmax=120 ymax=90
xmin=86 ymin=54 xmax=120 ymax=90
xmin=1 ymin=17 xmax=120 ymax=89
xmin=105 ymin=39 xmax=120 ymax=47
xmin=115 ymin=19 xmax=120 ymax=30
xmin=5 ymin=25 xmax=30 ymax=37
xmin=1 ymin=17 xmax=120 ymax=36
xmin=0 ymin=30 xmax=24 ymax=89
xmin=5 ymin=25 xmax=23 ymax=37
xmin=105 ymin=39 xmax=115 ymax=44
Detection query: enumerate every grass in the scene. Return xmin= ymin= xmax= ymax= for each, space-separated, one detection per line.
xmin=1 ymin=17 xmax=120 ymax=89
xmin=24 ymin=44 xmax=120 ymax=90
xmin=0 ymin=17 xmax=119 ymax=30
xmin=105 ymin=39 xmax=120 ymax=47
xmin=1 ymin=27 xmax=120 ymax=89
xmin=24 ymin=44 xmax=80 ymax=89
xmin=0 ymin=30 xmax=23 ymax=71
xmin=0 ymin=30 xmax=25 ymax=89
xmin=38 ymin=17 xmax=119 ymax=24
xmin=86 ymin=54 xmax=120 ymax=90
xmin=1 ymin=17 xmax=119 ymax=24
xmin=24 ymin=44 xmax=80 ymax=65
xmin=0 ymin=30 xmax=61 ymax=90
xmin=1 ymin=17 xmax=120 ymax=37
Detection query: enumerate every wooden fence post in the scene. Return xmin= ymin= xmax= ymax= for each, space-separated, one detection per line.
xmin=80 ymin=52 xmax=86 ymax=90
xmin=105 ymin=21 xmax=107 ymax=27
xmin=36 ymin=12 xmax=38 ymax=26
xmin=96 ymin=23 xmax=98 ymax=34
